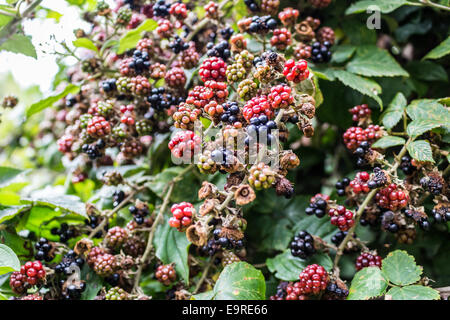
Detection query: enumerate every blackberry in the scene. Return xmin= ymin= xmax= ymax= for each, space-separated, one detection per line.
xmin=222 ymin=250 xmax=241 ymax=266
xmin=270 ymin=281 xmax=289 ymax=300
xmin=290 ymin=231 xmax=315 ymax=259
xmin=82 ymin=143 xmax=102 ymax=160
xmin=248 ymin=162 xmax=276 ymax=190
xmin=129 ymin=203 xmax=149 ymax=225
xmin=152 ymin=0 xmax=169 ymax=17
xmin=420 ymin=175 xmax=444 ymax=196
xmin=244 ymin=114 xmax=277 ymax=146
xmin=112 ymin=190 xmax=125 ymax=207
xmin=323 ymin=282 xmax=349 ymax=300
xmin=212 ymin=228 xmax=245 ymax=251
xmin=147 ymin=87 xmax=179 ymax=111
xmin=155 ymin=264 xmax=177 ymax=286
xmin=331 ymin=231 xmax=348 ymax=246
xmin=123 ymin=236 xmax=145 ymax=257
xmin=220 ymin=101 xmax=242 ymax=127
xmin=311 ymin=41 xmax=332 ymax=63
xmin=93 ymin=253 xmax=117 ymax=277
xmin=206 ymin=40 xmax=231 ymax=60
xmin=129 ymin=50 xmax=150 ymax=75
xmin=220 ymin=27 xmax=234 ymax=40
xmin=169 ymin=36 xmax=189 ymax=54
xmin=355 ymin=252 xmax=382 ymax=270
xmin=105 ymin=227 xmax=129 ymax=250
xmin=306 ymin=194 xmax=330 ymax=218
xmin=105 ymin=287 xmax=129 ymax=300
xmin=298 ymin=264 xmax=329 ymax=295
xmin=400 ymin=156 xmax=416 ymax=175
xmin=328 ymin=206 xmax=355 ymax=231
xmin=335 ymin=177 xmax=350 ymax=197
xmin=63 ymin=282 xmax=86 ymax=300
xmin=65 ymin=94 xmax=77 ymax=107
xmin=51 ymin=223 xmax=76 ymax=243
xmin=55 ymin=250 xmax=85 ymax=276
xmin=34 ymin=238 xmax=53 ymax=262
xmin=432 ymin=203 xmax=450 ymax=223
xmin=244 ymin=0 xmax=259 ymax=12
xmin=105 ymin=273 xmax=120 ymax=287
xmin=201 ymin=239 xmax=221 ymax=256
xmin=101 ymin=78 xmax=117 ymax=93
xmin=102 ymin=170 xmax=123 ymax=186
xmin=369 ymin=167 xmax=389 ymax=189
xmin=247 ymin=15 xmax=277 ymax=33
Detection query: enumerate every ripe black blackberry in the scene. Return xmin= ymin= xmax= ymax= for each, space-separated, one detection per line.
xmin=206 ymin=40 xmax=231 ymax=60
xmin=34 ymin=238 xmax=53 ymax=262
xmin=432 ymin=205 xmax=450 ymax=223
xmin=354 ymin=141 xmax=371 ymax=167
xmin=63 ymin=282 xmax=86 ymax=300
xmin=331 ymin=231 xmax=347 ymax=246
xmin=129 ymin=204 xmax=149 ymax=225
xmin=55 ymin=250 xmax=85 ymax=276
xmin=101 ymin=79 xmax=117 ymax=93
xmin=324 ymin=282 xmax=349 ymax=300
xmin=82 ymin=139 xmax=105 ymax=160
xmin=84 ymin=215 xmax=108 ymax=238
xmin=147 ymin=87 xmax=181 ymax=112
xmin=220 ymin=101 xmax=241 ymax=126
xmin=51 ymin=223 xmax=76 ymax=243
xmin=368 ymin=167 xmax=388 ymax=189
xmin=201 ymin=239 xmax=221 ymax=256
xmin=248 ymin=15 xmax=277 ymax=33
xmin=335 ymin=177 xmax=350 ymax=197
xmin=290 ymin=231 xmax=316 ymax=259
xmin=420 ymin=176 xmax=444 ymax=196
xmin=305 ymin=194 xmax=329 ymax=218
xmin=112 ymin=190 xmax=125 ymax=207
xmin=400 ymin=156 xmax=416 ymax=175
xmin=169 ymin=36 xmax=189 ymax=54
xmin=213 ymin=228 xmax=245 ymax=251
xmin=311 ymin=41 xmax=332 ymax=63
xmin=244 ymin=0 xmax=259 ymax=12
xmin=245 ymin=115 xmax=277 ymax=146
xmin=153 ymin=0 xmax=169 ymax=17
xmin=65 ymin=94 xmax=77 ymax=107
xmin=220 ymin=27 xmax=234 ymax=40
xmin=129 ymin=50 xmax=150 ymax=75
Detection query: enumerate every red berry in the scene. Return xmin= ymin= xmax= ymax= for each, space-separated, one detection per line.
xmin=267 ymin=84 xmax=294 ymax=109
xmin=199 ymin=57 xmax=227 ymax=82
xmin=165 ymin=67 xmax=186 ymax=88
xmin=298 ymin=264 xmax=329 ymax=295
xmin=169 ymin=202 xmax=195 ymax=231
xmin=355 ymin=252 xmax=382 ymax=271
xmin=155 ymin=264 xmax=177 ymax=285
xmin=242 ymin=95 xmax=274 ymax=122
xmin=329 ymin=206 xmax=355 ymax=231
xmin=375 ymin=184 xmax=409 ymax=211
xmin=278 ymin=7 xmax=299 ymax=27
xmin=270 ymin=28 xmax=292 ymax=50
xmin=169 ymin=2 xmax=187 ymax=20
xmin=283 ymin=59 xmax=309 ymax=83
xmin=168 ymin=130 xmax=201 ymax=159
xmin=349 ymin=171 xmax=371 ymax=194
xmin=349 ymin=104 xmax=371 ymax=123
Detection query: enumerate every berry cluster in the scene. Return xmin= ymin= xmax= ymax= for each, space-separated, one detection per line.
xmin=306 ymin=194 xmax=329 ymax=218
xmin=51 ymin=223 xmax=76 ymax=243
xmin=349 ymin=104 xmax=372 ymax=123
xmin=349 ymin=171 xmax=371 ymax=194
xmin=375 ymin=184 xmax=409 ymax=211
xmin=343 ymin=125 xmax=383 ymax=151
xmin=34 ymin=238 xmax=53 ymax=262
xmin=155 ymin=264 xmax=177 ymax=286
xmin=328 ymin=206 xmax=355 ymax=231
xmin=290 ymin=231 xmax=316 ymax=259
xmin=169 ymin=202 xmax=194 ymax=230
xmin=298 ymin=264 xmax=329 ymax=295
xmin=10 ymin=261 xmax=46 ymax=294
xmin=355 ymin=252 xmax=383 ymax=271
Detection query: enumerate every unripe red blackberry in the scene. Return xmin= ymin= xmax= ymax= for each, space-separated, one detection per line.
xmin=19 ymin=294 xmax=44 ymax=300
xmin=155 ymin=264 xmax=177 ymax=285
xmin=283 ymin=59 xmax=309 ymax=83
xmin=270 ymin=28 xmax=292 ymax=50
xmin=129 ymin=75 xmax=150 ymax=95
xmin=169 ymin=2 xmax=187 ymax=20
xmin=186 ymin=85 xmax=214 ymax=109
xmin=317 ymin=26 xmax=336 ymax=45
xmin=268 ymin=84 xmax=294 ymax=109
xmin=123 ymin=236 xmax=145 ymax=257
xmin=87 ymin=247 xmax=107 ymax=267
xmin=165 ymin=67 xmax=186 ymax=88
xmin=120 ymin=139 xmax=144 ymax=158
xmin=205 ymin=80 xmax=229 ymax=103
xmin=308 ymin=0 xmax=332 ymax=8
xmin=87 ymin=116 xmax=111 ymax=138
xmin=156 ymin=19 xmax=173 ymax=38
xmin=375 ymin=184 xmax=409 ymax=211
xmin=278 ymin=7 xmax=299 ymax=27
xmin=10 ymin=271 xmax=28 ymax=294
xmin=349 ymin=171 xmax=371 ymax=194
xmin=298 ymin=264 xmax=329 ymax=295
xmin=149 ymin=63 xmax=166 ymax=80
xmin=57 ymin=135 xmax=74 ymax=153
xmin=343 ymin=125 xmax=383 ymax=151
xmin=199 ymin=57 xmax=227 ymax=82
xmin=136 ymin=38 xmax=153 ymax=54
xmin=243 ymin=95 xmax=274 ymax=122
xmin=105 ymin=287 xmax=129 ymax=300
xmin=119 ymin=57 xmax=134 ymax=76
xmin=93 ymin=253 xmax=117 ymax=277
xmin=106 ymin=226 xmax=129 ymax=249
xmin=355 ymin=252 xmax=382 ymax=271
xmin=173 ymin=103 xmax=202 ymax=130
xmin=285 ymin=282 xmax=308 ymax=300
xmin=328 ymin=205 xmax=355 ymax=231
xmin=248 ymin=162 xmax=276 ymax=190
xmin=294 ymin=42 xmax=312 ymax=60
xmin=168 ymin=130 xmax=201 ymax=159
xmin=204 ymin=1 xmax=219 ymax=19
xmin=261 ymin=0 xmax=279 ymax=15
xmin=119 ymin=104 xmax=135 ymax=125
xmin=349 ymin=104 xmax=371 ymax=123
xmin=169 ymin=202 xmax=195 ymax=230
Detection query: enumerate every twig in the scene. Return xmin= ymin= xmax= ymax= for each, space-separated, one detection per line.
xmin=417 ymin=0 xmax=450 ymax=11
xmin=193 ymin=257 xmax=215 ymax=294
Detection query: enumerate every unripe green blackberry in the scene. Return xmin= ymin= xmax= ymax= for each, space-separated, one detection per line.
xmin=80 ymin=114 xmax=93 ymax=129
xmin=96 ymin=0 xmax=110 ymax=16
xmin=197 ymin=150 xmax=219 ymax=174
xmin=97 ymin=100 xmax=114 ymax=117
xmin=117 ymin=76 xmax=132 ymax=94
xmin=102 ymin=170 xmax=124 ymax=186
xmin=226 ymin=62 xmax=246 ymax=83
xmin=222 ymin=250 xmax=240 ymax=266
xmin=248 ymin=162 xmax=276 ymax=190
xmin=106 ymin=226 xmax=129 ymax=250
xmin=117 ymin=6 xmax=132 ymax=26
xmin=105 ymin=287 xmax=129 ymax=300
xmin=112 ymin=125 xmax=127 ymax=141
xmin=235 ymin=50 xmax=254 ymax=70
xmin=135 ymin=120 xmax=152 ymax=136
xmin=81 ymin=58 xmax=100 ymax=74
xmin=237 ymin=79 xmax=258 ymax=100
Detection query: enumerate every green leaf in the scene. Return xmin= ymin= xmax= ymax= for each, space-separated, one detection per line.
xmin=387 ymin=285 xmax=440 ymax=300
xmin=0 ymin=292 xmax=7 ymax=300
xmin=407 ymin=61 xmax=448 ymax=82
xmin=406 ymin=140 xmax=434 ymax=163
xmin=259 ymin=218 xmax=293 ymax=252
xmin=382 ymin=92 xmax=407 ymax=129
xmin=406 ymin=100 xmax=450 ymax=130
xmin=154 ymin=217 xmax=191 ymax=284
xmin=407 ymin=119 xmax=444 ymax=138
xmin=348 ymin=267 xmax=388 ymax=300
xmin=0 ymin=34 xmax=37 ymax=58
xmin=212 ymin=262 xmax=265 ymax=300
xmin=346 ymin=0 xmax=408 ymax=14
xmin=192 ymin=290 xmax=215 ymax=300
xmin=73 ymin=37 xmax=98 ymax=52
xmin=26 ymin=84 xmax=80 ymax=118
xmin=0 ymin=205 xmax=29 ymax=224
xmin=346 ymin=46 xmax=409 ymax=78
xmin=334 ymin=70 xmax=383 ymax=108
xmin=266 ymin=249 xmax=333 ymax=281
xmin=0 ymin=167 xmax=24 ymax=189
xmin=292 ymin=214 xmax=336 ymax=242
xmin=331 ymin=45 xmax=356 ymax=64
xmin=311 ymin=67 xmax=335 ymax=81
xmin=117 ymin=19 xmax=158 ymax=54
xmin=0 ymin=244 xmax=20 ymax=275
xmin=423 ymin=36 xmax=450 ymax=60
xmin=381 ymin=250 xmax=422 ymax=286
xmin=372 ymin=136 xmax=406 ymax=149
xmin=21 ymin=195 xmax=88 ymax=218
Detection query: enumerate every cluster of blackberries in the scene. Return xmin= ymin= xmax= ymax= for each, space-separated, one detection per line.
xmin=248 ymin=16 xmax=277 ymax=33
xmin=244 ymin=0 xmax=259 ymax=12
xmin=34 ymin=238 xmax=53 ymax=262
xmin=101 ymin=79 xmax=117 ymax=93
xmin=62 ymin=282 xmax=86 ymax=300
xmin=220 ymin=102 xmax=241 ymax=125
xmin=420 ymin=176 xmax=443 ymax=196
xmin=212 ymin=228 xmax=245 ymax=251
xmin=153 ymin=0 xmax=169 ymax=17
xmin=210 ymin=148 xmax=235 ymax=167
xmin=335 ymin=177 xmax=350 ymax=197
xmin=65 ymin=94 xmax=77 ymax=107
xmin=201 ymin=239 xmax=222 ymax=256
xmin=324 ymin=282 xmax=349 ymax=300
xmin=432 ymin=206 xmax=450 ymax=223
xmin=82 ymin=139 xmax=105 ymax=160
xmin=245 ymin=115 xmax=277 ymax=146
xmin=219 ymin=27 xmax=234 ymax=40
xmin=55 ymin=250 xmax=85 ymax=276
xmin=51 ymin=223 xmax=76 ymax=243
xmin=169 ymin=36 xmax=189 ymax=54
xmin=305 ymin=194 xmax=329 ymax=218
xmin=368 ymin=167 xmax=388 ymax=189
xmin=354 ymin=141 xmax=371 ymax=167
xmin=112 ymin=190 xmax=125 ymax=207
xmin=129 ymin=50 xmax=150 ymax=74
xmin=147 ymin=87 xmax=182 ymax=111
xmin=381 ymin=210 xmax=399 ymax=233
xmin=311 ymin=41 xmax=332 ymax=63
xmin=84 ymin=215 xmax=108 ymax=238
xmin=129 ymin=204 xmax=149 ymax=224
xmin=290 ymin=231 xmax=316 ymax=259
xmin=270 ymin=282 xmax=289 ymax=300
xmin=400 ymin=156 xmax=416 ymax=175
xmin=331 ymin=231 xmax=348 ymax=246
xmin=206 ymin=40 xmax=231 ymax=60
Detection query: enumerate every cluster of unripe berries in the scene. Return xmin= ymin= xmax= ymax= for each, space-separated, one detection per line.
xmin=10 ymin=261 xmax=46 ymax=294
xmin=169 ymin=202 xmax=194 ymax=230
xmin=155 ymin=264 xmax=177 ymax=286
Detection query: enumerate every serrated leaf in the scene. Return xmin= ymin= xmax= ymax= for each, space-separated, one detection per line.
xmin=260 ymin=218 xmax=293 ymax=252
xmin=347 ymin=46 xmax=409 ymax=78
xmin=0 ymin=167 xmax=24 ymax=189
xmin=73 ymin=37 xmax=98 ymax=52
xmin=117 ymin=19 xmax=158 ymax=54
xmin=292 ymin=214 xmax=336 ymax=242
xmin=266 ymin=249 xmax=333 ymax=281
xmin=0 ymin=244 xmax=20 ymax=275
xmin=21 ymin=195 xmax=87 ymax=218
xmin=212 ymin=262 xmax=265 ymax=300
xmin=406 ymin=140 xmax=434 ymax=163
xmin=154 ymin=217 xmax=191 ymax=284
xmin=406 ymin=100 xmax=450 ymax=129
xmin=381 ymin=250 xmax=422 ymax=286
xmin=311 ymin=67 xmax=335 ymax=81
xmin=346 ymin=0 xmax=408 ymax=14
xmin=0 ymin=205 xmax=29 ymax=224
xmin=26 ymin=84 xmax=80 ymax=118
xmin=382 ymin=92 xmax=407 ymax=129
xmin=348 ymin=267 xmax=388 ymax=300
xmin=387 ymin=285 xmax=440 ymax=300
xmin=334 ymin=70 xmax=383 ymax=108
xmin=192 ymin=290 xmax=214 ymax=300
xmin=0 ymin=34 xmax=36 ymax=58
xmin=407 ymin=61 xmax=448 ymax=82
xmin=372 ymin=136 xmax=406 ymax=149
xmin=424 ymin=36 xmax=450 ymax=60
xmin=331 ymin=45 xmax=356 ymax=64
xmin=407 ymin=119 xmax=444 ymax=138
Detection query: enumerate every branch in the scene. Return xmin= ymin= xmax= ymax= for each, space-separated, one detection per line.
xmin=193 ymin=256 xmax=215 ymax=294
xmin=417 ymin=0 xmax=450 ymax=11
